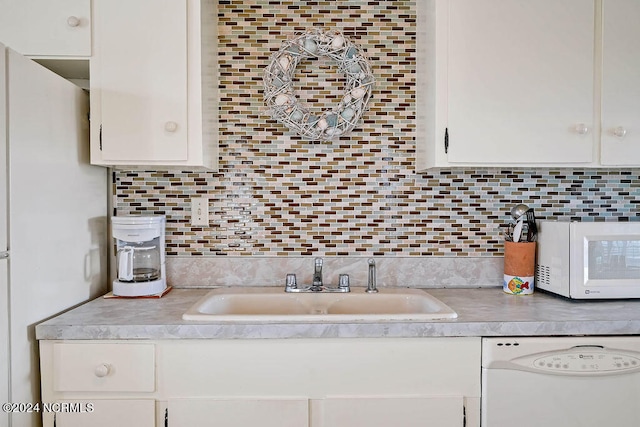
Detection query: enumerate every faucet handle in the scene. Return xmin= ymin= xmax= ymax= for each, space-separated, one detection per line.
xmin=338 ymin=274 xmax=350 ymax=292
xmin=285 ymin=274 xmax=297 ymax=292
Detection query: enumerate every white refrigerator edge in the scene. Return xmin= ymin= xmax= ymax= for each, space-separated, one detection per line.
xmin=0 ymin=43 xmax=108 ymax=427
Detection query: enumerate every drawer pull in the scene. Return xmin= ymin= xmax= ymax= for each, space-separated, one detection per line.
xmin=574 ymin=123 xmax=590 ymax=135
xmin=94 ymin=363 xmax=111 ymax=378
xmin=164 ymin=121 xmax=178 ymax=132
xmin=613 ymin=126 xmax=628 ymax=138
xmin=67 ymin=16 xmax=80 ymax=27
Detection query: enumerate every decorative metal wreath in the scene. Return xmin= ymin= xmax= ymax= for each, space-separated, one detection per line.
xmin=263 ymin=29 xmax=374 ymax=141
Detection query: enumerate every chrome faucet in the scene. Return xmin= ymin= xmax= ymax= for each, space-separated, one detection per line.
xmin=285 ymin=257 xmax=350 ymax=293
xmin=366 ymin=258 xmax=378 ymax=293
xmin=311 ymin=257 xmax=323 ymax=290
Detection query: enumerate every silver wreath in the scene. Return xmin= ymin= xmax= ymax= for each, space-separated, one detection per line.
xmin=263 ymin=29 xmax=374 ymax=141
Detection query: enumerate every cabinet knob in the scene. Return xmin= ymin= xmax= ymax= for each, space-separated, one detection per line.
xmin=164 ymin=121 xmax=178 ymax=132
xmin=574 ymin=123 xmax=589 ymax=135
xmin=613 ymin=126 xmax=627 ymax=138
xmin=67 ymin=16 xmax=80 ymax=27
xmin=94 ymin=363 xmax=111 ymax=378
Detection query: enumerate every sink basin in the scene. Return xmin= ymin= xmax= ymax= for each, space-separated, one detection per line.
xmin=182 ymin=287 xmax=457 ymax=322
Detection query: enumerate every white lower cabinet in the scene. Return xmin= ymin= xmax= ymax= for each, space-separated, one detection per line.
xmin=41 ymin=338 xmax=481 ymax=427
xmin=168 ymin=396 xmax=464 ymax=427
xmin=54 ymin=400 xmax=156 ymax=427
xmin=168 ymin=398 xmax=309 ymax=427
xmin=40 ymin=342 xmax=157 ymax=426
xmin=320 ymin=396 xmax=464 ymax=427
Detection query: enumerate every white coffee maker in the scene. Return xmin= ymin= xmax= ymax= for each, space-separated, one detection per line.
xmin=112 ymin=215 xmax=167 ymax=296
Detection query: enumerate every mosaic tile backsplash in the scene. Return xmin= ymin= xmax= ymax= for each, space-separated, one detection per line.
xmin=114 ymin=0 xmax=640 ymax=257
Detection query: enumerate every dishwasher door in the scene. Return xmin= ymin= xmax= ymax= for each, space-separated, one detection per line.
xmin=482 ymin=337 xmax=640 ymax=427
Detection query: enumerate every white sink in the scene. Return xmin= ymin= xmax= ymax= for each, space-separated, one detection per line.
xmin=182 ymin=287 xmax=457 ymax=322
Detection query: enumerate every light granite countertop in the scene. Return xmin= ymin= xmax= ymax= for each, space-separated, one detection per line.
xmin=35 ymin=288 xmax=640 ymax=340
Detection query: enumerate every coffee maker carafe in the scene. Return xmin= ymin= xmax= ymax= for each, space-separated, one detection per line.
xmin=112 ymin=215 xmax=166 ymax=296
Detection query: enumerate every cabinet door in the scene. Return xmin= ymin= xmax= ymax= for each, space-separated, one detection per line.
xmin=0 ymin=0 xmax=90 ymax=56
xmin=601 ymin=0 xmax=640 ymax=165
xmin=51 ymin=400 xmax=155 ymax=427
xmin=444 ymin=0 xmax=595 ymax=164
xmin=321 ymin=396 xmax=464 ymax=427
xmin=93 ymin=0 xmax=188 ymax=162
xmin=168 ymin=398 xmax=309 ymax=427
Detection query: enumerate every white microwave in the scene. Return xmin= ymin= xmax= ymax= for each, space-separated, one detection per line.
xmin=536 ymin=220 xmax=640 ymax=299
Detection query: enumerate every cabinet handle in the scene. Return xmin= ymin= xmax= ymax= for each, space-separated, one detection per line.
xmin=94 ymin=363 xmax=111 ymax=378
xmin=574 ymin=123 xmax=589 ymax=135
xmin=613 ymin=126 xmax=627 ymax=138
xmin=164 ymin=121 xmax=178 ymax=132
xmin=67 ymin=16 xmax=80 ymax=27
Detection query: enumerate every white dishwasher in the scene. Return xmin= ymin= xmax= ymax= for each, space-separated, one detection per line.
xmin=482 ymin=337 xmax=640 ymax=427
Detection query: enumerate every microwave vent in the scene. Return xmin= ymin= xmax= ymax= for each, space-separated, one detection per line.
xmin=536 ymin=264 xmax=551 ymax=287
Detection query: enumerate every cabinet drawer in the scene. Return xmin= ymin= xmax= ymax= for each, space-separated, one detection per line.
xmin=0 ymin=0 xmax=91 ymax=57
xmin=53 ymin=343 xmax=155 ymax=392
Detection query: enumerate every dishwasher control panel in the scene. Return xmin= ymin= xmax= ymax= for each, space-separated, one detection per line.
xmin=533 ymin=351 xmax=640 ymax=373
xmin=483 ymin=338 xmax=640 ymax=376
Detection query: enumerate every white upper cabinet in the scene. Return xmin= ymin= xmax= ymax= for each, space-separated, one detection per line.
xmin=417 ymin=0 xmax=596 ymax=169
xmin=90 ymin=0 xmax=218 ymax=170
xmin=446 ymin=0 xmax=595 ymax=165
xmin=0 ymin=0 xmax=91 ymax=57
xmin=600 ymin=0 xmax=640 ymax=165
xmin=92 ymin=0 xmax=188 ymax=163
xmin=417 ymin=0 xmax=640 ymax=170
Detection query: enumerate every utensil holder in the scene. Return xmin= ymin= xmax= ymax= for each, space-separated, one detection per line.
xmin=503 ymin=241 xmax=536 ymax=295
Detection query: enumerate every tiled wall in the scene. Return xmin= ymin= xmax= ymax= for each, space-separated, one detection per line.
xmin=114 ymin=0 xmax=640 ymax=258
